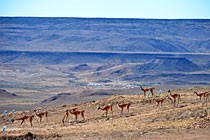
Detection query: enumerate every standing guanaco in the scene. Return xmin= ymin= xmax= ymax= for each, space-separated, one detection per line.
xmin=166 ymin=95 xmax=174 ymax=104
xmin=62 ymin=108 xmax=78 ymax=124
xmin=204 ymin=91 xmax=210 ymax=101
xmin=34 ymin=110 xmax=48 ymax=123
xmin=140 ymin=86 xmax=155 ymax=97
xmin=97 ymin=104 xmax=113 ymax=117
xmin=12 ymin=115 xmax=34 ymax=126
xmin=153 ymin=97 xmax=166 ymax=108
xmin=69 ymin=108 xmax=85 ymax=122
xmin=168 ymin=90 xmax=181 ymax=106
xmin=194 ymin=91 xmax=209 ymax=101
xmin=117 ymin=102 xmax=131 ymax=114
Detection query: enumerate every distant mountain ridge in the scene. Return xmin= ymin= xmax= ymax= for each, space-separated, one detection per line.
xmin=1 ymin=50 xmax=209 ymax=67
xmin=0 ymin=89 xmax=17 ymax=98
xmin=137 ymin=57 xmax=202 ymax=72
xmin=1 ymin=17 xmax=210 ymax=53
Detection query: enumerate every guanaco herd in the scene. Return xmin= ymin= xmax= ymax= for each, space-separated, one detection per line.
xmin=7 ymin=86 xmax=210 ymax=127
xmin=10 ymin=109 xmax=48 ymax=126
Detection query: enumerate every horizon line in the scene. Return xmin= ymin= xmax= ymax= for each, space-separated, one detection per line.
xmin=0 ymin=16 xmax=210 ymax=20
xmin=1 ymin=50 xmax=210 ymax=56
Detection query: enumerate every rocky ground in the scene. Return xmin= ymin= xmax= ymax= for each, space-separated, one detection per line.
xmin=0 ymin=86 xmax=210 ymax=140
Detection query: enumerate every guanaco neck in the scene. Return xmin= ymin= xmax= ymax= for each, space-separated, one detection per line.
xmin=194 ymin=91 xmax=200 ymax=96
xmin=168 ymin=90 xmax=176 ymax=97
xmin=140 ymin=86 xmax=144 ymax=91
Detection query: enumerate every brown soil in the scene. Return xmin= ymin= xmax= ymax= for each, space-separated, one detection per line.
xmin=1 ymin=87 xmax=210 ymax=140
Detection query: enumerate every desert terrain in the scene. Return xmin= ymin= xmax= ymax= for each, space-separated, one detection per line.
xmin=1 ymin=86 xmax=210 ymax=140
xmin=1 ymin=17 xmax=210 ymax=139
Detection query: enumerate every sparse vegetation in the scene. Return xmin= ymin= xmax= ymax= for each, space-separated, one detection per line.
xmin=1 ymin=87 xmax=210 ymax=140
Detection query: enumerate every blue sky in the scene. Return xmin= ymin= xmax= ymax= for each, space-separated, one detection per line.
xmin=0 ymin=0 xmax=210 ymax=19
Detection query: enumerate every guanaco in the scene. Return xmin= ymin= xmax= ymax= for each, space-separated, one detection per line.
xmin=153 ymin=97 xmax=166 ymax=108
xmin=34 ymin=110 xmax=48 ymax=123
xmin=12 ymin=115 xmax=34 ymax=126
xmin=194 ymin=91 xmax=209 ymax=101
xmin=62 ymin=110 xmax=69 ymax=124
xmin=62 ymin=108 xmax=78 ymax=123
xmin=204 ymin=91 xmax=210 ymax=101
xmin=140 ymin=86 xmax=155 ymax=97
xmin=168 ymin=90 xmax=181 ymax=106
xmin=69 ymin=108 xmax=85 ymax=122
xmin=117 ymin=102 xmax=131 ymax=114
xmin=97 ymin=104 xmax=113 ymax=117
xmin=166 ymin=95 xmax=174 ymax=104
